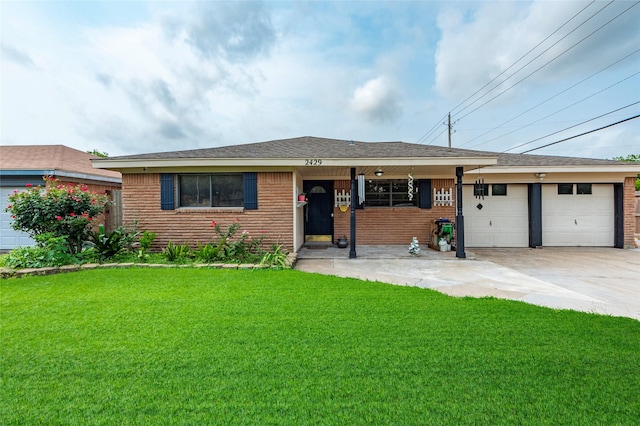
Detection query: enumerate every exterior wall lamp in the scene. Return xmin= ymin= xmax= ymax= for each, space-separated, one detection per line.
xmin=374 ymin=169 xmax=384 ymax=177
xmin=536 ymin=173 xmax=546 ymax=181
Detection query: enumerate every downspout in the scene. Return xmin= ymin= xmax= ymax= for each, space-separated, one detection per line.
xmin=455 ymin=166 xmax=466 ymax=259
xmin=349 ymin=167 xmax=357 ymax=258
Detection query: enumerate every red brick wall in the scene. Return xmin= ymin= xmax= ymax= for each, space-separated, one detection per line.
xmin=333 ymin=179 xmax=456 ymax=246
xmin=122 ymin=172 xmax=293 ymax=251
xmin=624 ymin=176 xmax=636 ymax=247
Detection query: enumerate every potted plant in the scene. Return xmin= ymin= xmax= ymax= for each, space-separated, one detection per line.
xmin=336 ymin=235 xmax=348 ymax=248
xmin=298 ymin=193 xmax=306 ymax=202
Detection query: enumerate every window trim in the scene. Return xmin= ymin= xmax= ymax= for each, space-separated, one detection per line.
xmin=557 ymin=183 xmax=574 ymax=195
xmin=491 ymin=184 xmax=507 ymax=196
xmin=576 ymin=183 xmax=592 ymax=195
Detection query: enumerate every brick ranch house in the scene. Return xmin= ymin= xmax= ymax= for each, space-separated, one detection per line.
xmin=1 ymin=145 xmax=122 ymax=250
xmin=92 ymin=137 xmax=640 ymax=256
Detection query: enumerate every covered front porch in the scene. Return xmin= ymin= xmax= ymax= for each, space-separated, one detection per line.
xmin=294 ymin=164 xmax=482 ymax=259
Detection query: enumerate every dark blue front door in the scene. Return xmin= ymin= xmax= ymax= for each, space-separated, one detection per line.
xmin=304 ymin=181 xmax=333 ymax=241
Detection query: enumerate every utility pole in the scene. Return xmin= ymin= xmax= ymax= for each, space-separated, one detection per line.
xmin=447 ymin=113 xmax=452 ymax=148
xmin=444 ymin=112 xmax=457 ymax=148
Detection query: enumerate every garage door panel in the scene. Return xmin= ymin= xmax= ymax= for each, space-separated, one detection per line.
xmin=463 ymin=184 xmax=529 ymax=248
xmin=542 ymin=184 xmax=613 ymax=247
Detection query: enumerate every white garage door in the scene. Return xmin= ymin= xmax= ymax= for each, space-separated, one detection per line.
xmin=463 ymin=184 xmax=529 ymax=247
xmin=542 ymin=184 xmax=614 ymax=246
xmin=1 ymin=187 xmax=35 ymax=250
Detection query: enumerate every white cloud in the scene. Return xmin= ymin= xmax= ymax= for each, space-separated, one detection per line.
xmin=351 ymin=76 xmax=402 ymax=123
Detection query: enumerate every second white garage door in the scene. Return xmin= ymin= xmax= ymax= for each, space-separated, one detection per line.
xmin=542 ymin=184 xmax=614 ymax=246
xmin=463 ymin=184 xmax=529 ymax=247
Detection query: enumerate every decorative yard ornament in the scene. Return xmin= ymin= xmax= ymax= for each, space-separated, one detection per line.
xmin=409 ymin=236 xmax=421 ymax=256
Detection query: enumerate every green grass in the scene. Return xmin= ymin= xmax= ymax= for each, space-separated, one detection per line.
xmin=1 ymin=269 xmax=639 ymax=424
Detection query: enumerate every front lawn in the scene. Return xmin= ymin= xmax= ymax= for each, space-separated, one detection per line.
xmin=1 ymin=269 xmax=638 ymax=424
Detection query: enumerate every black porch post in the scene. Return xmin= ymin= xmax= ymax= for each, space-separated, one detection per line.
xmin=349 ymin=167 xmax=357 ymax=258
xmin=455 ymin=166 xmax=466 ymax=259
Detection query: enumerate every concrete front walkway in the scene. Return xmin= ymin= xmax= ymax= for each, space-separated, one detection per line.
xmin=294 ymin=245 xmax=640 ymax=320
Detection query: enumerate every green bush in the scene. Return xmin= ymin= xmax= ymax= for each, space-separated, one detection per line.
xmin=1 ymin=234 xmax=79 ymax=268
xmin=5 ymin=177 xmax=109 ymax=254
xmin=194 ymin=243 xmax=223 ymax=263
xmin=260 ymin=244 xmax=290 ymax=268
xmin=163 ymin=241 xmax=191 ymax=262
xmin=86 ymin=224 xmax=139 ymax=261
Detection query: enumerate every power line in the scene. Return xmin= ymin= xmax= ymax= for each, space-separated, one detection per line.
xmin=457 ymin=1 xmax=639 ymax=121
xmin=448 ymin=0 xmax=598 ymax=116
xmin=505 ymin=101 xmax=640 ymax=152
xmin=416 ymin=113 xmax=448 ymax=144
xmin=423 ymin=128 xmax=448 ymax=146
xmin=498 ymin=74 xmax=640 ymax=151
xmin=416 ymin=2 xmax=600 ymax=146
xmin=457 ymin=48 xmax=640 ymax=148
xmin=520 ymin=114 xmax=640 ymax=154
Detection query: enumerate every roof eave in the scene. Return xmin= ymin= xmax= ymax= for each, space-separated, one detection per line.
xmin=466 ymin=165 xmax=640 ymax=174
xmin=92 ymin=156 xmax=498 ymax=170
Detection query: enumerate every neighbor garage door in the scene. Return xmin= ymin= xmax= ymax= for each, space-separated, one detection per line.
xmin=542 ymin=183 xmax=614 ymax=246
xmin=463 ymin=184 xmax=529 ymax=247
xmin=0 ymin=187 xmax=35 ymax=250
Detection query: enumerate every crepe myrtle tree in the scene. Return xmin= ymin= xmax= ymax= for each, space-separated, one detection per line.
xmin=5 ymin=177 xmax=110 ymax=254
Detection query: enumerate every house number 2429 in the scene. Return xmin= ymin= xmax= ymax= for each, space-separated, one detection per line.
xmin=305 ymin=159 xmax=323 ymax=166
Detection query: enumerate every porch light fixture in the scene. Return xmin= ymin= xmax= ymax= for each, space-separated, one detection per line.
xmin=536 ymin=173 xmax=546 ymax=181
xmin=374 ymin=169 xmax=384 ymax=177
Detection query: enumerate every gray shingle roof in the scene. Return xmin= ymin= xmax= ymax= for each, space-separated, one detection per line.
xmin=102 ymin=136 xmax=625 ymax=166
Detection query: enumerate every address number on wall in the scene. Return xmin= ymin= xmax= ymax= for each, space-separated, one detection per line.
xmin=304 ymin=159 xmax=323 ymax=166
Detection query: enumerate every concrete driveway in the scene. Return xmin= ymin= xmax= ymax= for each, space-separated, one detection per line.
xmin=294 ymin=246 xmax=640 ymax=320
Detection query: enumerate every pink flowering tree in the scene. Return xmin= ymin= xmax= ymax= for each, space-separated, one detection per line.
xmin=5 ymin=177 xmax=110 ymax=254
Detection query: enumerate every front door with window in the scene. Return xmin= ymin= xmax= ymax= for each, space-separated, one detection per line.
xmin=304 ymin=181 xmax=333 ymax=242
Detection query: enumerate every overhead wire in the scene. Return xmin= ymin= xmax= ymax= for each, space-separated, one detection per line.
xmin=447 ymin=0 xmax=598 ymax=117
xmin=520 ymin=114 xmax=640 ymax=154
xmin=456 ymin=0 xmax=639 ymax=122
xmin=422 ymin=128 xmax=448 ymax=146
xmin=457 ymin=48 xmax=640 ymax=149
xmin=416 ymin=113 xmax=449 ymax=144
xmin=503 ymin=101 xmax=640 ymax=153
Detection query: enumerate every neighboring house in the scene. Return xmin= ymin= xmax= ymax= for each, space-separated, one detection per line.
xmin=92 ymin=137 xmax=640 ymax=255
xmin=0 ymin=145 xmax=122 ymax=250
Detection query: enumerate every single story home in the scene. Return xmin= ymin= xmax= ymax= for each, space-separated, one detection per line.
xmin=0 ymin=145 xmax=122 ymax=250
xmin=92 ymin=137 xmax=640 ymax=256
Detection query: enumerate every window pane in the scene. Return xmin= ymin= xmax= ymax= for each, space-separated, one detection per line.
xmin=391 ymin=180 xmax=416 ymax=206
xmin=558 ymin=183 xmax=573 ymax=195
xmin=365 ymin=180 xmax=390 ymax=207
xmin=364 ymin=179 xmax=418 ymax=207
xmin=576 ymin=183 xmax=592 ymax=195
xmin=212 ymin=174 xmax=244 ymax=207
xmin=179 ymin=175 xmax=211 ymax=207
xmin=492 ymin=184 xmax=507 ymax=196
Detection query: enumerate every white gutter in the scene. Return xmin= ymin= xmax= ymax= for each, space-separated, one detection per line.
xmin=92 ymin=156 xmax=498 ymax=170
xmin=465 ymin=165 xmax=640 ymax=174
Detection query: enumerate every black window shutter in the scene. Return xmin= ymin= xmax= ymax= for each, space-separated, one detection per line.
xmin=160 ymin=174 xmax=175 ymax=210
xmin=419 ymin=179 xmax=432 ymax=209
xmin=243 ymin=172 xmax=258 ymax=210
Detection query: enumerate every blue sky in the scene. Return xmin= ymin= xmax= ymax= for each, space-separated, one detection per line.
xmin=1 ymin=1 xmax=638 ymax=158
